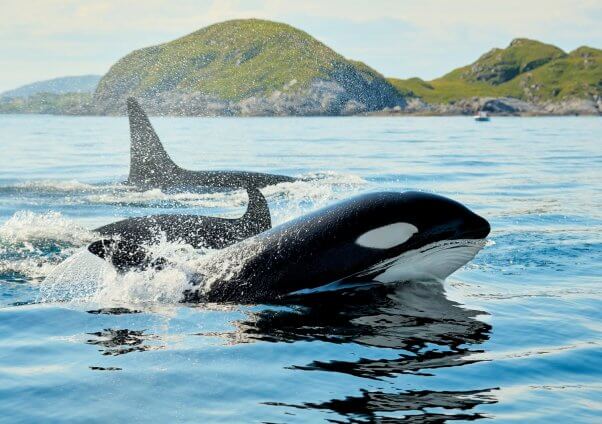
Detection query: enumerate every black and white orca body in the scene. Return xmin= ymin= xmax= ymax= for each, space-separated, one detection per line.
xmin=126 ymin=98 xmax=296 ymax=190
xmin=93 ymin=187 xmax=271 ymax=249
xmin=192 ymin=191 xmax=490 ymax=302
xmin=89 ymin=191 xmax=490 ymax=303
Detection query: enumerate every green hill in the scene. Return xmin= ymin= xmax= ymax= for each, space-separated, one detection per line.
xmin=0 ymin=75 xmax=101 ymax=99
xmin=95 ymin=19 xmax=404 ymax=115
xmin=2 ymin=30 xmax=599 ymax=116
xmin=389 ymin=39 xmax=601 ymax=104
xmin=448 ymin=38 xmax=566 ymax=85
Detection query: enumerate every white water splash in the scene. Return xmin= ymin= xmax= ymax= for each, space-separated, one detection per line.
xmin=8 ymin=180 xmax=127 ymax=193
xmin=85 ymin=188 xmax=182 ymax=206
xmin=39 ymin=240 xmax=204 ymax=305
xmin=39 ymin=249 xmax=116 ymax=302
xmin=38 ymin=234 xmax=268 ymax=306
xmin=0 ymin=211 xmax=96 ymax=245
xmin=0 ymin=257 xmax=65 ymax=282
xmin=0 ymin=211 xmax=96 ymax=280
xmin=83 ymin=172 xmax=367 ymax=212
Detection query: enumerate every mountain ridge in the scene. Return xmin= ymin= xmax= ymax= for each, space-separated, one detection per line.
xmin=388 ymin=39 xmax=601 ymax=112
xmin=0 ymin=75 xmax=101 ymax=99
xmin=93 ymin=19 xmax=405 ymax=115
xmin=0 ymin=26 xmax=599 ymax=116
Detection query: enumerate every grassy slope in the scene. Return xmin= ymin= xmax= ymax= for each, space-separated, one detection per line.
xmin=96 ymin=19 xmax=372 ymax=102
xmin=389 ymin=40 xmax=601 ymax=103
xmin=388 ymin=77 xmax=512 ymax=103
xmin=449 ymin=38 xmax=566 ymax=84
xmin=503 ymin=46 xmax=602 ymax=100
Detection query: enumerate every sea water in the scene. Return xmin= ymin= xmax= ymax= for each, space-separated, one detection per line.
xmin=0 ymin=115 xmax=600 ymax=422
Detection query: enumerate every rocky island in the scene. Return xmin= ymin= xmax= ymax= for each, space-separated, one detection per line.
xmin=1 ymin=20 xmax=600 ymax=116
xmin=387 ymin=39 xmax=601 ymax=115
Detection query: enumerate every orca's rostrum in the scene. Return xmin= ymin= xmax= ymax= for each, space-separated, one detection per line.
xmin=89 ymin=191 xmax=491 ymax=303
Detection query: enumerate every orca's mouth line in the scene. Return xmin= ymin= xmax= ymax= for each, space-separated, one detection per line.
xmin=353 ymin=238 xmax=488 ymax=283
xmin=413 ymin=239 xmax=488 ymax=254
xmin=287 ymin=239 xmax=489 ymax=297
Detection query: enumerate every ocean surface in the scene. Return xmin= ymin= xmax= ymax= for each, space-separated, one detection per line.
xmin=0 ymin=115 xmax=600 ymax=423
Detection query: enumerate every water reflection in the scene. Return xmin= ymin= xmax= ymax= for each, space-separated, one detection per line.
xmin=86 ymin=328 xmax=163 ymax=356
xmin=81 ymin=281 xmax=497 ymax=421
xmin=87 ymin=307 xmax=142 ymax=315
xmin=268 ymin=388 xmax=496 ymax=423
xmin=232 ymin=281 xmax=490 ymax=349
xmin=220 ymin=281 xmax=497 ymax=421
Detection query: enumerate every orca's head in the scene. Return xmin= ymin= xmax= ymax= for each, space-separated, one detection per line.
xmin=88 ymin=239 xmax=168 ymax=273
xmin=350 ymin=191 xmax=490 ymax=247
xmin=338 ymin=191 xmax=490 ymax=283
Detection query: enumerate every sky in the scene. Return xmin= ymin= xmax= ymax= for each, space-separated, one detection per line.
xmin=1 ymin=0 xmax=601 ymax=92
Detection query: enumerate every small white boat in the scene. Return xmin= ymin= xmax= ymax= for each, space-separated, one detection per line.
xmin=474 ymin=111 xmax=490 ymax=121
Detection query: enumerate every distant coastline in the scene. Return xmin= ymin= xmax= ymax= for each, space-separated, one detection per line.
xmin=1 ymin=20 xmax=600 ymax=117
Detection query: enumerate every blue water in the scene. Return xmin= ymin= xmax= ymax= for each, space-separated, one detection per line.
xmin=0 ymin=115 xmax=600 ymax=423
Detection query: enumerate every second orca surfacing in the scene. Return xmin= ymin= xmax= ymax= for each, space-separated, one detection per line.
xmin=87 ymin=191 xmax=491 ymax=303
xmin=94 ymin=186 xmax=270 ymax=249
xmin=126 ymin=98 xmax=296 ymax=190
xmin=88 ymin=187 xmax=271 ymax=272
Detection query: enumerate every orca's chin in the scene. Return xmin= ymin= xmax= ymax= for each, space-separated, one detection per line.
xmin=355 ymin=238 xmax=488 ymax=285
xmin=287 ymin=238 xmax=488 ymax=298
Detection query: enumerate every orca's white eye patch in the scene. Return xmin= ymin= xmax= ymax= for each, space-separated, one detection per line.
xmin=355 ymin=222 xmax=418 ymax=249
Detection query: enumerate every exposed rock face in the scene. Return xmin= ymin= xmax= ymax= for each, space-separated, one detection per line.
xmin=479 ymin=97 xmax=540 ymax=114
xmin=458 ymin=97 xmax=600 ymax=115
xmin=94 ymin=19 xmax=405 ymax=116
xmin=95 ymin=74 xmax=403 ymax=117
xmin=375 ymin=96 xmax=600 ymax=116
xmin=542 ymin=98 xmax=601 ymax=115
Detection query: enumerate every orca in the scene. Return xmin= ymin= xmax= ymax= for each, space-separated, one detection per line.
xmin=126 ymin=98 xmax=296 ymax=190
xmin=87 ymin=239 xmax=168 ymax=273
xmin=88 ymin=191 xmax=490 ymax=303
xmin=89 ymin=186 xmax=271 ymax=270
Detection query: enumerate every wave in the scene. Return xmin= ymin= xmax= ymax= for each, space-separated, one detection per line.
xmin=38 ymin=225 xmax=273 ymax=305
xmin=83 ymin=171 xmax=367 ymax=209
xmin=39 ymin=242 xmax=211 ymax=305
xmin=0 ymin=211 xmax=96 ymax=245
xmin=2 ymin=179 xmax=127 ymax=193
xmin=0 ymin=173 xmax=367 ymax=215
xmin=0 ymin=211 xmax=96 ymax=281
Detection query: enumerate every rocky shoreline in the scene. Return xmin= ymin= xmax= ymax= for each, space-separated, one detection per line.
xmin=2 ymin=93 xmax=600 ymax=117
xmin=92 ymin=74 xmax=406 ymax=117
xmin=371 ymin=96 xmax=601 ymax=116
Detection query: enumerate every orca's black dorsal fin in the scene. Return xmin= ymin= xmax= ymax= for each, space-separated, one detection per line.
xmin=127 ymin=98 xmax=179 ymax=187
xmin=242 ymin=187 xmax=271 ymax=232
